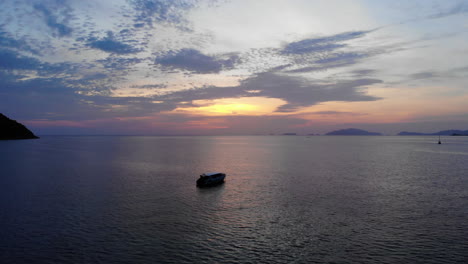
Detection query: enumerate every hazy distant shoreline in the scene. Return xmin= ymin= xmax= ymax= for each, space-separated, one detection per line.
xmin=30 ymin=133 xmax=467 ymax=137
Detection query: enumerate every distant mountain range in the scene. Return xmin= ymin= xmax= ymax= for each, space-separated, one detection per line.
xmin=0 ymin=113 xmax=39 ymax=140
xmin=325 ymin=128 xmax=382 ymax=136
xmin=398 ymin=130 xmax=468 ymax=136
xmin=324 ymin=128 xmax=468 ymax=136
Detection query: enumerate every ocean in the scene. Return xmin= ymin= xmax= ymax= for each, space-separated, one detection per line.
xmin=1 ymin=136 xmax=467 ymax=263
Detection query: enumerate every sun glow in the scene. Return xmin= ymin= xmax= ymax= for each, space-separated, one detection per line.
xmin=202 ymin=103 xmax=256 ymax=114
xmin=174 ymin=97 xmax=285 ymax=116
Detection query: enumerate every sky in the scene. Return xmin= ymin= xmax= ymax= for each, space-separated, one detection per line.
xmin=1 ymin=0 xmax=468 ymax=135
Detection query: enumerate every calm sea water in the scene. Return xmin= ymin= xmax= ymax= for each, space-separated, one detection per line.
xmin=1 ymin=136 xmax=467 ymax=263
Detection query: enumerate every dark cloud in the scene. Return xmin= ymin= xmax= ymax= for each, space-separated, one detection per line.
xmin=282 ymin=41 xmax=390 ymax=74
xmin=283 ymin=42 xmax=345 ymax=55
xmin=282 ymin=30 xmax=372 ymax=55
xmin=0 ymin=72 xmax=92 ymax=120
xmin=130 ymin=84 xmax=168 ymax=89
xmin=128 ymin=0 xmax=196 ymax=28
xmin=311 ymin=111 xmax=366 ymax=116
xmin=155 ymin=49 xmax=239 ymax=73
xmin=0 ymin=49 xmax=141 ymax=121
xmin=159 ymin=72 xmax=382 ymax=112
xmin=351 ymin=69 xmax=376 ymax=77
xmin=280 ymin=52 xmax=369 ymax=74
xmin=0 ymin=1 xmax=384 ymax=132
xmin=269 ymin=30 xmax=387 ymax=74
xmin=0 ymin=37 xmax=157 ymax=122
xmin=269 ymin=64 xmax=293 ymax=72
xmin=87 ymin=31 xmax=141 ymax=54
xmin=0 ymin=29 xmax=38 ymax=54
xmin=33 ymin=3 xmax=73 ymax=37
xmin=242 ymin=73 xmax=382 ymax=112
xmin=0 ymin=70 xmax=175 ymax=121
xmin=0 ymin=49 xmax=42 ymax=70
xmin=285 ymin=60 xmax=356 ymax=73
xmin=409 ymin=71 xmax=438 ymax=80
xmin=315 ymin=52 xmax=366 ymax=64
xmin=0 ymin=31 xmax=21 ymax=48
xmin=97 ymin=56 xmax=143 ymax=70
xmin=402 ymin=66 xmax=468 ymax=83
xmin=0 ymin=48 xmax=94 ymax=79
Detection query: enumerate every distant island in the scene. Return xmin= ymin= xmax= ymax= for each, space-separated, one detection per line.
xmin=0 ymin=113 xmax=39 ymax=140
xmin=398 ymin=130 xmax=468 ymax=136
xmin=326 ymin=128 xmax=382 ymax=136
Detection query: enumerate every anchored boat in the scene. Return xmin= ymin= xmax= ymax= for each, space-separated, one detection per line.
xmin=196 ymin=172 xmax=226 ymax=187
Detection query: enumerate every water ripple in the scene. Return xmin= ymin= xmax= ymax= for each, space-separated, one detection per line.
xmin=1 ymin=136 xmax=467 ymax=263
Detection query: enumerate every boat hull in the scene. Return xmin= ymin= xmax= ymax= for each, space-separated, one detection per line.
xmin=196 ymin=173 xmax=226 ymax=187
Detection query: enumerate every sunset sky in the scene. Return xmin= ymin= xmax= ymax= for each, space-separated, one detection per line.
xmin=1 ymin=0 xmax=468 ymax=135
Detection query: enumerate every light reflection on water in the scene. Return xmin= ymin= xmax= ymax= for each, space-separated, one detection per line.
xmin=1 ymin=136 xmax=467 ymax=263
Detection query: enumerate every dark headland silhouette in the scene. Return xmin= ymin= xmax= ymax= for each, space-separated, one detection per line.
xmin=0 ymin=113 xmax=39 ymax=140
xmin=326 ymin=128 xmax=382 ymax=136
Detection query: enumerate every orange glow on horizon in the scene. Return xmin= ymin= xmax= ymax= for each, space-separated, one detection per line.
xmin=173 ymin=97 xmax=285 ymax=116
xmin=25 ymin=85 xmax=468 ymax=134
xmin=292 ymin=85 xmax=468 ymax=125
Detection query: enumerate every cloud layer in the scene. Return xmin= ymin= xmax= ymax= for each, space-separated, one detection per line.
xmin=155 ymin=49 xmax=239 ymax=73
xmin=1 ymin=0 xmax=468 ymax=134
